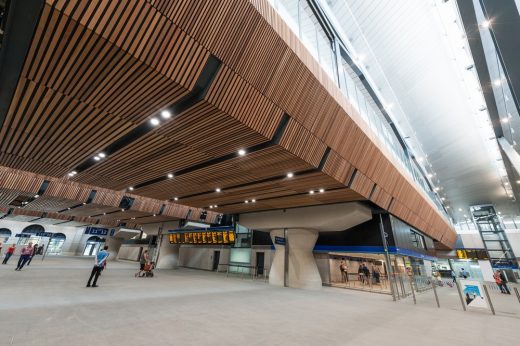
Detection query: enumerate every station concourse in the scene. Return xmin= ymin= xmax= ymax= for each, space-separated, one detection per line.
xmin=0 ymin=0 xmax=520 ymax=345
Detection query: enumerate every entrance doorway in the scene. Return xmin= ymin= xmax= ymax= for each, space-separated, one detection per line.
xmin=256 ymin=252 xmax=265 ymax=276
xmin=212 ymin=251 xmax=220 ymax=271
xmin=83 ymin=236 xmax=103 ymax=256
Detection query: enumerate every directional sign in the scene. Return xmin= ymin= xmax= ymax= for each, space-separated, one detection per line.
xmin=85 ymin=226 xmax=109 ymax=236
xmin=15 ymin=234 xmax=31 ymax=238
xmin=274 ymin=236 xmax=286 ymax=245
xmin=37 ymin=232 xmax=54 ymax=237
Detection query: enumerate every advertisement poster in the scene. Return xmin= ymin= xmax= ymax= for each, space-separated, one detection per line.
xmin=459 ymin=279 xmax=488 ymax=309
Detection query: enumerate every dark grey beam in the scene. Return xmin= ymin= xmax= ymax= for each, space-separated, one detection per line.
xmin=457 ymin=0 xmax=503 ymax=137
xmin=480 ymin=0 xmax=520 ymax=117
xmin=0 ymin=0 xmax=44 ymax=128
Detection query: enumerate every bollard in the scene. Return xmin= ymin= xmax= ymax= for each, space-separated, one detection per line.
xmin=431 ymin=280 xmax=440 ymax=308
xmin=454 ymin=279 xmax=466 ymax=311
xmin=483 ymin=284 xmax=495 ymax=315
xmin=409 ymin=278 xmax=416 ymax=305
xmin=514 ymin=287 xmax=520 ymax=304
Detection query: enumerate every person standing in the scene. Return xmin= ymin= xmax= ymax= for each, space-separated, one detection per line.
xmin=15 ymin=242 xmax=33 ymax=271
xmin=135 ymin=249 xmax=150 ymax=277
xmin=493 ymin=270 xmax=505 ymax=293
xmin=339 ymin=260 xmax=348 ymax=283
xmin=498 ymin=270 xmax=511 ymax=294
xmin=363 ymin=263 xmax=371 ymax=285
xmin=86 ymin=245 xmax=109 ymax=287
xmin=2 ymin=244 xmax=15 ymax=264
xmin=26 ymin=242 xmax=38 ymax=266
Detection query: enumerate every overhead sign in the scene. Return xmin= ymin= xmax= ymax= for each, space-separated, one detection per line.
xmin=37 ymin=232 xmax=54 ymax=237
xmin=274 ymin=236 xmax=286 ymax=245
xmin=15 ymin=233 xmax=31 ymax=238
xmin=85 ymin=226 xmax=109 ymax=236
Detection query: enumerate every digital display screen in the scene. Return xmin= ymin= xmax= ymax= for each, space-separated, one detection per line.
xmin=456 ymin=249 xmax=489 ymax=260
xmin=169 ymin=229 xmax=235 ymax=245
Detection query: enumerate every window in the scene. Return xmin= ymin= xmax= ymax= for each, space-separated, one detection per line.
xmin=409 ymin=229 xmax=426 ymax=250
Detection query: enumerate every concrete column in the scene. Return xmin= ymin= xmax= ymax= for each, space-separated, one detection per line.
xmin=157 ymin=235 xmax=180 ymax=269
xmin=270 ymin=229 xmax=321 ymax=290
xmin=105 ymin=237 xmax=123 ymax=261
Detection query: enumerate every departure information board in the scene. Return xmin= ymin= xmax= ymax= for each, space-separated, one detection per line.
xmin=168 ymin=227 xmax=235 ymax=245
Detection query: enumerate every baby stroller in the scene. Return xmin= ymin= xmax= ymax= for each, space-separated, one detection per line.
xmin=135 ymin=262 xmax=155 ymax=278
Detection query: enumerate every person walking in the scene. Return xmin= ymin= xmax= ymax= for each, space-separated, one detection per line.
xmin=15 ymin=243 xmax=34 ymax=271
xmin=26 ymin=242 xmax=38 ymax=266
xmin=2 ymin=244 xmax=15 ymax=264
xmin=493 ymin=270 xmax=505 ymax=293
xmin=136 ymin=249 xmax=150 ymax=277
xmin=498 ymin=270 xmax=511 ymax=294
xmin=86 ymin=245 xmax=109 ymax=287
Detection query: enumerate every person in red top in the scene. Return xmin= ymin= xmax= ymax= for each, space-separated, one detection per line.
xmin=2 ymin=244 xmax=15 ymax=264
xmin=15 ymin=242 xmax=33 ymax=271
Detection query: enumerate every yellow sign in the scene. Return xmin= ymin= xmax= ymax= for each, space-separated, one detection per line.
xmin=169 ymin=230 xmax=235 ymax=245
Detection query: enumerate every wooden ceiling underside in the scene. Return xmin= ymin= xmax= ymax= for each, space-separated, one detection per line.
xmin=0 ymin=167 xmax=217 ymax=227
xmin=0 ymin=0 xmax=456 ymax=247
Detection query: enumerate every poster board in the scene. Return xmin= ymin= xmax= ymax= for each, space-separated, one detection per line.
xmin=459 ymin=279 xmax=489 ymax=310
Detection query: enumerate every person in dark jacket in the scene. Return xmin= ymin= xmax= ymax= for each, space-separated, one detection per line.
xmin=498 ymin=270 xmax=511 ymax=294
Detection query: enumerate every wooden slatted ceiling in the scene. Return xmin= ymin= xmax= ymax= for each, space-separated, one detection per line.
xmin=0 ymin=0 xmax=207 ymax=176
xmin=134 ymin=146 xmax=315 ymax=200
xmin=73 ymin=99 xmax=273 ymax=190
xmin=144 ymin=0 xmax=455 ymax=246
xmin=179 ymin=171 xmax=347 ymax=208
xmin=0 ymin=166 xmax=218 ymax=224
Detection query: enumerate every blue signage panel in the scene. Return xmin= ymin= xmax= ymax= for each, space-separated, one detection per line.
xmin=15 ymin=233 xmax=31 ymax=238
xmin=36 ymin=232 xmax=54 ymax=237
xmin=85 ymin=226 xmax=109 ymax=236
xmin=274 ymin=236 xmax=286 ymax=245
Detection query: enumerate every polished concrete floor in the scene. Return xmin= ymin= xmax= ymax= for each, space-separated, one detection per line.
xmin=0 ymin=256 xmax=518 ymax=346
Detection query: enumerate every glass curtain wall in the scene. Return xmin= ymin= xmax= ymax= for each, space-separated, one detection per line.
xmin=269 ymin=0 xmax=448 ymax=219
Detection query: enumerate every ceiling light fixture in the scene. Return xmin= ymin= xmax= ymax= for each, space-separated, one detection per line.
xmin=501 ymin=118 xmax=509 ymax=123
xmin=68 ymin=172 xmax=74 ymax=177
xmin=215 ymin=188 xmax=221 ymax=193
xmin=153 ymin=214 xmax=156 ymax=217
xmin=209 ymin=205 xmax=214 ymax=209
xmin=287 ymin=172 xmax=294 ymax=178
xmin=161 ymin=110 xmax=172 ymax=119
xmin=94 ymin=156 xmax=100 ymax=161
xmin=34 ymin=194 xmax=39 ymax=198
xmin=238 ymin=149 xmax=246 ymax=156
xmin=82 ymin=202 xmax=86 ymax=205
xmin=309 ymin=190 xmax=315 ymax=194
xmin=245 ymin=200 xmax=249 ymax=204
xmin=482 ymin=19 xmax=491 ymax=28
xmin=319 ymin=188 xmax=325 ymax=193
xmin=174 ymin=197 xmax=178 ymax=201
xmin=167 ymin=173 xmax=174 ymax=179
xmin=98 ymin=152 xmax=106 ymax=158
xmin=129 ymin=187 xmax=134 ymax=191
xmin=214 ymin=205 xmax=218 ymax=208
xmin=493 ymin=79 xmax=502 ymax=86
xmin=121 ymin=209 xmax=125 ymax=212
xmin=251 ymin=199 xmax=256 ymax=203
xmin=150 ymin=118 xmax=160 ymax=126
xmin=103 ymin=213 xmax=106 ymax=215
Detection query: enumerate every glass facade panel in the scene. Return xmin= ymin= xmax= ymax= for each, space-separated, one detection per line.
xmin=269 ymin=0 xmax=449 ymax=220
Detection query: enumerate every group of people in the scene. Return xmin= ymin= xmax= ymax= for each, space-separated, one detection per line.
xmin=338 ymin=260 xmax=382 ymax=284
xmin=493 ymin=270 xmax=511 ymax=294
xmin=1 ymin=242 xmax=43 ymax=269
